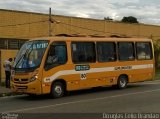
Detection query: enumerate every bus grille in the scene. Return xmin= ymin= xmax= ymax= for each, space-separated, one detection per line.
xmin=14 ymin=78 xmax=29 ymax=84
xmin=15 ymin=85 xmax=28 ymax=90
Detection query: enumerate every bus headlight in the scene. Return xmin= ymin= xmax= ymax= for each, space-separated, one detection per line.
xmin=30 ymin=75 xmax=38 ymax=82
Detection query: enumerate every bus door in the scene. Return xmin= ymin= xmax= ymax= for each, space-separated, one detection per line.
xmin=42 ymin=42 xmax=68 ymax=93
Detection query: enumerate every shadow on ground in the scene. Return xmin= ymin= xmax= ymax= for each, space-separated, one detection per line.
xmin=15 ymin=83 xmax=147 ymax=101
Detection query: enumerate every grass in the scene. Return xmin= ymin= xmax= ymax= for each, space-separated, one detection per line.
xmin=155 ymin=68 xmax=160 ymax=80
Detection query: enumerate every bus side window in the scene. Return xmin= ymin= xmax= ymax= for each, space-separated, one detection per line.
xmin=71 ymin=42 xmax=96 ymax=63
xmin=46 ymin=45 xmax=58 ymax=64
xmin=45 ymin=42 xmax=67 ymax=70
xmin=118 ymin=42 xmax=135 ymax=61
xmin=136 ymin=42 xmax=152 ymax=60
xmin=97 ymin=42 xmax=116 ymax=62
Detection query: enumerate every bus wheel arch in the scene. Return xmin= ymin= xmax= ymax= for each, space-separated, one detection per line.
xmin=117 ymin=74 xmax=128 ymax=89
xmin=50 ymin=79 xmax=66 ymax=98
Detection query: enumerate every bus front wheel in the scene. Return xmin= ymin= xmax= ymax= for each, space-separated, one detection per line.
xmin=117 ymin=75 xmax=128 ymax=89
xmin=50 ymin=82 xmax=65 ymax=98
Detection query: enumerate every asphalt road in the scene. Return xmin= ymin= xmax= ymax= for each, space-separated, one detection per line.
xmin=0 ymin=80 xmax=160 ymax=119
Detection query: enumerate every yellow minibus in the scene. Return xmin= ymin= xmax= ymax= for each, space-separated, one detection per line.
xmin=11 ymin=36 xmax=155 ymax=98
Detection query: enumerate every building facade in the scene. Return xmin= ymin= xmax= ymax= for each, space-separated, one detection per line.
xmin=0 ymin=9 xmax=160 ymax=81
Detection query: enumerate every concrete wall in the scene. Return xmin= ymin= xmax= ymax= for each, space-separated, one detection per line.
xmin=0 ymin=9 xmax=48 ymax=38
xmin=0 ymin=9 xmax=160 ymax=40
xmin=0 ymin=9 xmax=160 ymax=82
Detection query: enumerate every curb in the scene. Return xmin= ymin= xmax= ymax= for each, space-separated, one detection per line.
xmin=0 ymin=92 xmax=18 ymax=97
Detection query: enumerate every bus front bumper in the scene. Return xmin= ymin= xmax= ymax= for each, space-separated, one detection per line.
xmin=11 ymin=80 xmax=42 ymax=95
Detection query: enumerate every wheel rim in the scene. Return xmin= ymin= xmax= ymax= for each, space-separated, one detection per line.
xmin=120 ymin=78 xmax=126 ymax=88
xmin=54 ymin=85 xmax=62 ymax=95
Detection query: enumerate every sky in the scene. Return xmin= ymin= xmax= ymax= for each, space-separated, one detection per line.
xmin=0 ymin=0 xmax=160 ymax=25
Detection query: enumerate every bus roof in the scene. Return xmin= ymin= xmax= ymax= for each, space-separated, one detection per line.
xmin=31 ymin=36 xmax=152 ymax=42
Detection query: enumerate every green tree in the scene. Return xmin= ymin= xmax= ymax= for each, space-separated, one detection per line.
xmin=104 ymin=17 xmax=113 ymax=21
xmin=152 ymin=38 xmax=160 ymax=69
xmin=121 ymin=16 xmax=139 ymax=23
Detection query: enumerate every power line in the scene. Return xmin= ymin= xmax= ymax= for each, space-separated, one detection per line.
xmin=60 ymin=23 xmax=80 ymax=34
xmin=0 ymin=17 xmax=160 ymax=38
xmin=58 ymin=21 xmax=160 ymax=38
xmin=58 ymin=21 xmax=141 ymax=37
xmin=60 ymin=22 xmax=107 ymax=33
xmin=0 ymin=20 xmax=48 ymax=27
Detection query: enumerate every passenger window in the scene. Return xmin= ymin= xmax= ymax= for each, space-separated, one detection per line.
xmin=118 ymin=42 xmax=135 ymax=61
xmin=97 ymin=42 xmax=116 ymax=62
xmin=71 ymin=42 xmax=96 ymax=63
xmin=136 ymin=42 xmax=152 ymax=60
xmin=45 ymin=42 xmax=67 ymax=70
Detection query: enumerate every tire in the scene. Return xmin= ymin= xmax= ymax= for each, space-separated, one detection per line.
xmin=50 ymin=82 xmax=65 ymax=98
xmin=117 ymin=75 xmax=128 ymax=89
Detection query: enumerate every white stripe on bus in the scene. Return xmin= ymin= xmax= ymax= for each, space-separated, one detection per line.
xmin=44 ymin=64 xmax=153 ymax=82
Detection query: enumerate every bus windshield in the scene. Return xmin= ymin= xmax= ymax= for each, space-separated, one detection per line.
xmin=13 ymin=40 xmax=49 ymax=71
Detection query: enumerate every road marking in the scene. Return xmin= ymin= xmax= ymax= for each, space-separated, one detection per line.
xmin=134 ymin=80 xmax=160 ymax=85
xmin=140 ymin=82 xmax=160 ymax=85
xmin=1 ymin=80 xmax=159 ymax=100
xmin=3 ymin=88 xmax=160 ymax=113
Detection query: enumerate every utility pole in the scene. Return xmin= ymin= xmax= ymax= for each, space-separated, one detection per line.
xmin=49 ymin=7 xmax=52 ymax=37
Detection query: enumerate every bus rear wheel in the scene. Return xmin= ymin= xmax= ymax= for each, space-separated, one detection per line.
xmin=50 ymin=82 xmax=65 ymax=98
xmin=117 ymin=75 xmax=128 ymax=89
